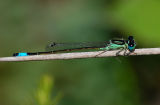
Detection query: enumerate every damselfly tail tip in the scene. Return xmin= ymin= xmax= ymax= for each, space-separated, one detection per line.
xmin=13 ymin=52 xmax=28 ymax=57
xmin=13 ymin=53 xmax=18 ymax=56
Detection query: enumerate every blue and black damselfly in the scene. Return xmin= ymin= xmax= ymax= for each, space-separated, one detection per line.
xmin=13 ymin=36 xmax=136 ymax=57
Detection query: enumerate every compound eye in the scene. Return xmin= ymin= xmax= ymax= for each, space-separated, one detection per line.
xmin=128 ymin=36 xmax=133 ymax=40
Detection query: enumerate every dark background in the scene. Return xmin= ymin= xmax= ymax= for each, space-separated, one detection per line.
xmin=0 ymin=0 xmax=160 ymax=105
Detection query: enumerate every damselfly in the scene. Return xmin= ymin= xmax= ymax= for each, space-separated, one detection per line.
xmin=13 ymin=36 xmax=136 ymax=57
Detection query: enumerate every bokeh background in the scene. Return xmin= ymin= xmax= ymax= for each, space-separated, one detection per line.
xmin=0 ymin=0 xmax=160 ymax=105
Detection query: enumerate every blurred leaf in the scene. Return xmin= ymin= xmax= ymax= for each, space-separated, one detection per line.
xmin=35 ymin=75 xmax=62 ymax=105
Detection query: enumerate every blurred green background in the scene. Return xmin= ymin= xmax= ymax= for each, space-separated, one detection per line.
xmin=0 ymin=0 xmax=160 ymax=105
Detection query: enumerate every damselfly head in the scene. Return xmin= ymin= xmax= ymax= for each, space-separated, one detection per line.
xmin=127 ymin=36 xmax=136 ymax=52
xmin=128 ymin=36 xmax=133 ymax=40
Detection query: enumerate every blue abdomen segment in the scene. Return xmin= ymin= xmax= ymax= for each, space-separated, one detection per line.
xmin=14 ymin=53 xmax=28 ymax=57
